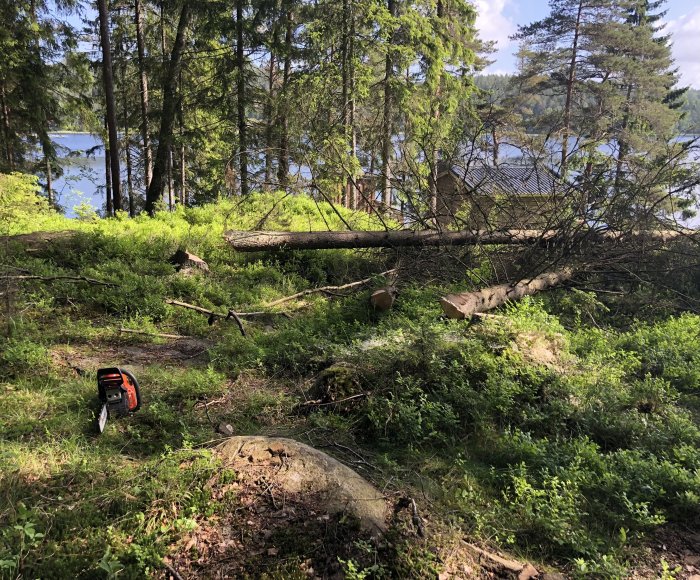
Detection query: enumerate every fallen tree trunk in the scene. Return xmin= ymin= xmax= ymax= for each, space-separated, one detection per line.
xmin=224 ymin=228 xmax=695 ymax=252
xmin=440 ymin=267 xmax=575 ymax=320
xmin=224 ymin=229 xmax=554 ymax=251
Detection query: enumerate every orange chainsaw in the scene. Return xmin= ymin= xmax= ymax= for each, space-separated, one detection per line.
xmin=96 ymin=367 xmax=141 ymax=433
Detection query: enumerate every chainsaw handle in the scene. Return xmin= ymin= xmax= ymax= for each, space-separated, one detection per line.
xmin=121 ymin=368 xmax=142 ymax=412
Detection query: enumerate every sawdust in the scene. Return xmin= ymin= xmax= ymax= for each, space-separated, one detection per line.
xmin=511 ymin=331 xmax=569 ymax=370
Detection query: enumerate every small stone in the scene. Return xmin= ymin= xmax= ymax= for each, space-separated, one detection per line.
xmin=518 ymin=563 xmax=539 ymax=580
xmin=541 ymin=574 xmax=566 ymax=580
xmin=217 ymin=423 xmax=234 ymax=436
xmin=267 ymin=547 xmax=279 ymax=556
xmin=437 ymin=572 xmax=451 ymax=580
xmin=686 ymin=556 xmax=700 ymax=567
xmin=689 ymin=575 xmax=700 ymax=580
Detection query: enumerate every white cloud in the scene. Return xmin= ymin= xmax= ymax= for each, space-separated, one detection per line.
xmin=473 ymin=0 xmax=517 ymax=70
xmin=666 ymin=7 xmax=700 ymax=89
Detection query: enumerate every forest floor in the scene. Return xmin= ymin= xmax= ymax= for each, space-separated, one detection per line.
xmin=2 ymin=195 xmax=700 ymax=578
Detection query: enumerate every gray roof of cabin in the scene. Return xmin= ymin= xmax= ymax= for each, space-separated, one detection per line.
xmin=446 ymin=165 xmax=560 ymax=196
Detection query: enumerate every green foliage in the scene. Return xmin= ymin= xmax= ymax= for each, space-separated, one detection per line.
xmin=0 ymin=173 xmax=56 ymax=233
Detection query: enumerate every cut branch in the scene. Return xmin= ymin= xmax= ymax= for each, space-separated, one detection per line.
xmin=264 ymin=269 xmax=397 ymax=307
xmin=165 ymin=299 xmax=288 ymax=319
xmin=440 ymin=268 xmax=575 ymax=320
xmin=165 ymin=298 xmax=245 ymax=335
xmin=119 ymin=328 xmax=188 ymax=339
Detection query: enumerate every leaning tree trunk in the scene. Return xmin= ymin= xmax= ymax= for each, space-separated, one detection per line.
xmin=560 ymin=0 xmax=583 ymax=175
xmin=97 ymin=0 xmax=122 ymax=212
xmin=440 ymin=268 xmax=575 ymax=320
xmin=145 ymin=1 xmax=191 ymax=214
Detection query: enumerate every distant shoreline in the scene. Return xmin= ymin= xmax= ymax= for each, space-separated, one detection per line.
xmin=51 ymin=131 xmax=95 ymax=136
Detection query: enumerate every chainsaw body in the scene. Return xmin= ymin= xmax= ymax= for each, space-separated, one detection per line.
xmin=96 ymin=367 xmax=141 ymax=432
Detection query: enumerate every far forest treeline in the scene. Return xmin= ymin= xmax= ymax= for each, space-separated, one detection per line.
xmin=0 ymin=0 xmax=697 ymax=230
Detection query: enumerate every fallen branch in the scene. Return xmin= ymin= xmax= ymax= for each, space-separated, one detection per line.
xmin=298 ymin=393 xmax=368 ymax=407
xmin=119 ymin=327 xmax=188 ymax=339
xmin=264 ymin=269 xmax=397 ymax=307
xmin=441 ymin=267 xmax=575 ymax=320
xmin=162 ymin=561 xmax=185 ymax=580
xmin=165 ymin=299 xmax=246 ymax=336
xmin=0 ymin=274 xmax=117 ymax=287
xmin=165 ymin=299 xmax=289 ymax=318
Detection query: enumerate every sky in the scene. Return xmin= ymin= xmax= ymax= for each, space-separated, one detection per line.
xmin=475 ymin=0 xmax=700 ymax=89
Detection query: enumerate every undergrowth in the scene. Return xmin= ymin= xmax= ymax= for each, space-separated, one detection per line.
xmin=1 ymin=182 xmax=699 ymax=578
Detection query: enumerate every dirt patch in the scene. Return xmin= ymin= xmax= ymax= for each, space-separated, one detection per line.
xmin=50 ymin=338 xmax=210 ymax=374
xmin=627 ymin=525 xmax=700 ymax=579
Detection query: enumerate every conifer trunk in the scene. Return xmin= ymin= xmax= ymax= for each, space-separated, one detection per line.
xmin=381 ymin=0 xmax=395 ymax=206
xmin=264 ymin=38 xmax=277 ymax=188
xmin=236 ymin=0 xmax=249 ymax=196
xmin=134 ymin=0 xmax=152 ymax=190
xmin=145 ymin=1 xmax=191 ymax=214
xmin=277 ymin=9 xmax=292 ymax=188
xmin=0 ymin=84 xmax=13 ymax=170
xmin=97 ymin=0 xmax=122 ymax=212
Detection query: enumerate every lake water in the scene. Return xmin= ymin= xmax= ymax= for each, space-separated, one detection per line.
xmin=49 ymin=132 xmax=107 ymax=218
xmin=47 ymin=132 xmax=698 ymax=220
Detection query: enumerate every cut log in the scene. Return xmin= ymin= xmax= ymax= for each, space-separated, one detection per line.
xmin=441 ymin=268 xmax=574 ymax=320
xmin=370 ymin=286 xmax=397 ymax=311
xmin=170 ymin=249 xmax=209 ymax=272
xmin=223 ymin=228 xmax=696 ymax=252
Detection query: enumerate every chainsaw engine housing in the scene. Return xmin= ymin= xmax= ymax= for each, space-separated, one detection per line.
xmin=97 ymin=367 xmax=141 ymax=417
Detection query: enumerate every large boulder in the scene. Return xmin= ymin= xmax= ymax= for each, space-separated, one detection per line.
xmin=217 ymin=436 xmax=388 ymax=534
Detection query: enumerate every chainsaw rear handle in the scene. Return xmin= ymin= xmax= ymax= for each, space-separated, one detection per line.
xmin=121 ymin=369 xmax=141 ymax=412
xmin=97 ymin=367 xmax=142 ymax=415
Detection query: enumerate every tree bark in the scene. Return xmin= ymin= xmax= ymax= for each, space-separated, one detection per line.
xmin=277 ymin=8 xmax=292 ymax=188
xmin=0 ymin=84 xmax=13 ymax=170
xmin=45 ymin=157 xmax=53 ymax=206
xmin=134 ymin=0 xmax=152 ymax=190
xmin=264 ymin=36 xmax=277 ymax=188
xmin=105 ymin=139 xmax=113 ymax=216
xmin=97 ymin=0 xmax=122 ymax=212
xmin=440 ymin=268 xmax=575 ymax=320
xmin=236 ymin=0 xmax=249 ymax=196
xmin=381 ymin=0 xmax=396 ymax=206
xmin=120 ymin=54 xmax=135 ymax=217
xmin=145 ymin=1 xmax=191 ymax=214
